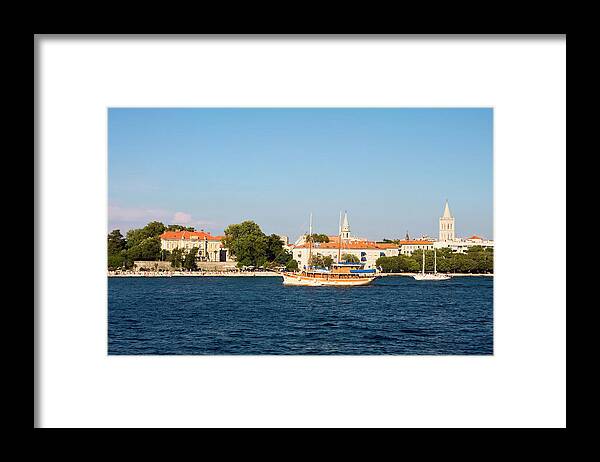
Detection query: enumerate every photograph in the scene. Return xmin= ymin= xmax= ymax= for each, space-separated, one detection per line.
xmin=107 ymin=107 xmax=494 ymax=355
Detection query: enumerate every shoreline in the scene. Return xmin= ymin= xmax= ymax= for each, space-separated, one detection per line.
xmin=380 ymin=272 xmax=493 ymax=277
xmin=108 ymin=271 xmax=280 ymax=277
xmin=108 ymin=271 xmax=493 ymax=278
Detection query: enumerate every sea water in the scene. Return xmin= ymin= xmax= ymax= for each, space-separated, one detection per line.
xmin=108 ymin=275 xmax=493 ymax=355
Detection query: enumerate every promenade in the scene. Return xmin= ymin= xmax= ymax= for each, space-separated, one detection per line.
xmin=108 ymin=270 xmax=280 ymax=277
xmin=379 ymin=273 xmax=493 ymax=277
xmin=108 ymin=270 xmax=492 ymax=278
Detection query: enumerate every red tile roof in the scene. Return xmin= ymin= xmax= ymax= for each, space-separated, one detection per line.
xmin=293 ymin=240 xmax=397 ymax=250
xmin=159 ymin=231 xmax=222 ymax=241
xmin=467 ymin=235 xmax=483 ymax=240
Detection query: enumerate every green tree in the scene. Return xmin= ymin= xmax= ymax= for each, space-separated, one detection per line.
xmin=107 ymin=229 xmax=126 ymax=255
xmin=166 ymin=224 xmax=195 ymax=232
xmin=285 ymin=259 xmax=299 ymax=271
xmin=127 ymin=236 xmax=162 ymax=262
xmin=309 ymin=254 xmax=333 ymax=268
xmin=183 ymin=247 xmax=199 ymax=271
xmin=169 ymin=248 xmax=185 ymax=269
xmin=376 ymin=255 xmax=419 ymax=273
xmin=126 ymin=221 xmax=166 ymax=249
xmin=274 ymin=249 xmax=294 ymax=265
xmin=124 ymin=221 xmax=166 ymax=263
xmin=144 ymin=221 xmax=166 ymax=238
xmin=306 ymin=233 xmax=329 ymax=243
xmin=379 ymin=238 xmax=401 ymax=244
xmin=108 ymin=252 xmax=126 ymax=270
xmin=107 ymin=229 xmax=127 ymax=269
xmin=405 ymin=247 xmax=493 ymax=274
xmin=341 ymin=253 xmax=360 ymax=263
xmin=222 ymin=221 xmax=269 ymax=268
xmin=265 ymin=234 xmax=286 ymax=262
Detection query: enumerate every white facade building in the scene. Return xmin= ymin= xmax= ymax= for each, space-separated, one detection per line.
xmin=432 ymin=200 xmax=494 ymax=253
xmin=160 ymin=230 xmax=231 ymax=262
xmin=291 ymin=241 xmax=399 ymax=270
xmin=433 ymin=235 xmax=494 ymax=253
xmin=398 ymin=239 xmax=434 ymax=256
xmin=290 ymin=211 xmax=398 ymax=269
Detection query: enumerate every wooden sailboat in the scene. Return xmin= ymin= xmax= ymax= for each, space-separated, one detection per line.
xmin=281 ymin=213 xmax=379 ymax=287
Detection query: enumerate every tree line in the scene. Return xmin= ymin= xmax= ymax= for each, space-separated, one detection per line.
xmin=107 ymin=222 xmax=204 ymax=270
xmin=222 ymin=221 xmax=298 ymax=271
xmin=375 ymin=247 xmax=493 ymax=274
xmin=108 ymin=220 xmax=299 ymax=271
xmin=108 ymin=220 xmax=493 ymax=274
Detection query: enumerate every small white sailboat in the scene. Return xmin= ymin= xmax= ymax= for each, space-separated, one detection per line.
xmin=413 ymin=248 xmax=451 ymax=281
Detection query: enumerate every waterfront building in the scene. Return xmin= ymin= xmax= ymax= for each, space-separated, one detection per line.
xmin=433 ymin=235 xmax=494 ymax=253
xmin=398 ymin=239 xmax=434 ymax=256
xmin=290 ymin=240 xmax=399 ymax=270
xmin=395 ymin=201 xmax=493 ymax=255
xmin=432 ymin=200 xmax=493 ymax=253
xmin=159 ymin=230 xmax=231 ymax=262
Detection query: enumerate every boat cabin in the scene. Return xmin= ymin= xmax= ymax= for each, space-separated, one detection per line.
xmin=298 ymin=262 xmax=377 ymax=279
xmin=331 ymin=262 xmax=366 ymax=274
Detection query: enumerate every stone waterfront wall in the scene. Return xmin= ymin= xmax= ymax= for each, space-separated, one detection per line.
xmin=132 ymin=261 xmax=173 ymax=271
xmin=196 ymin=261 xmax=238 ymax=271
xmin=132 ymin=260 xmax=239 ymax=272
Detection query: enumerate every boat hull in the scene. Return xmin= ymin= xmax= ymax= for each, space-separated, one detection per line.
xmin=413 ymin=274 xmax=452 ymax=281
xmin=281 ymin=273 xmax=377 ymax=287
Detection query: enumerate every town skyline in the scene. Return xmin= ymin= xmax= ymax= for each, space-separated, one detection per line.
xmin=109 ymin=108 xmax=493 ymax=240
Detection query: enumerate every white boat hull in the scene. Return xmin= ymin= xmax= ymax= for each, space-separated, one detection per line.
xmin=413 ymin=273 xmax=452 ymax=281
xmin=281 ymin=273 xmax=377 ymax=287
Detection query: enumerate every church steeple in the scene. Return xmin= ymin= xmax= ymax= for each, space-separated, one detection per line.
xmin=442 ymin=199 xmax=453 ymax=219
xmin=341 ymin=211 xmax=350 ymax=240
xmin=439 ymin=200 xmax=455 ymax=241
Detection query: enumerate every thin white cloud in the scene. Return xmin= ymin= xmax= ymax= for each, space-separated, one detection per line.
xmin=109 ymin=205 xmax=170 ymax=223
xmin=172 ymin=211 xmax=193 ymax=224
xmin=108 ymin=204 xmax=219 ymax=233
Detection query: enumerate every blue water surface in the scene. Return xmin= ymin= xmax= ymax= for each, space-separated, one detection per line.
xmin=108 ymin=276 xmax=493 ymax=355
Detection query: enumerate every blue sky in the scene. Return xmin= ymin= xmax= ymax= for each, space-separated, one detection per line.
xmin=108 ymin=108 xmax=493 ymax=240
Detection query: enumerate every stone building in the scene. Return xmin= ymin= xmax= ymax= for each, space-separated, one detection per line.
xmin=291 ymin=241 xmax=399 ymax=270
xmin=159 ymin=230 xmax=231 ymax=262
xmin=398 ymin=239 xmax=434 ymax=256
xmin=289 ymin=212 xmax=398 ymax=269
xmin=433 ymin=200 xmax=494 ymax=253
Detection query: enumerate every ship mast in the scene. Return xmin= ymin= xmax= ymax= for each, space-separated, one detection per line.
xmin=422 ymin=249 xmax=425 ymax=276
xmin=308 ymin=212 xmax=313 ymax=269
xmin=338 ymin=211 xmax=342 ymax=263
xmin=434 ymin=248 xmax=437 ymax=275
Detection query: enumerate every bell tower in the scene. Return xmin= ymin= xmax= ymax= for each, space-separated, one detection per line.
xmin=439 ymin=200 xmax=455 ymax=241
xmin=341 ymin=211 xmax=350 ymax=241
